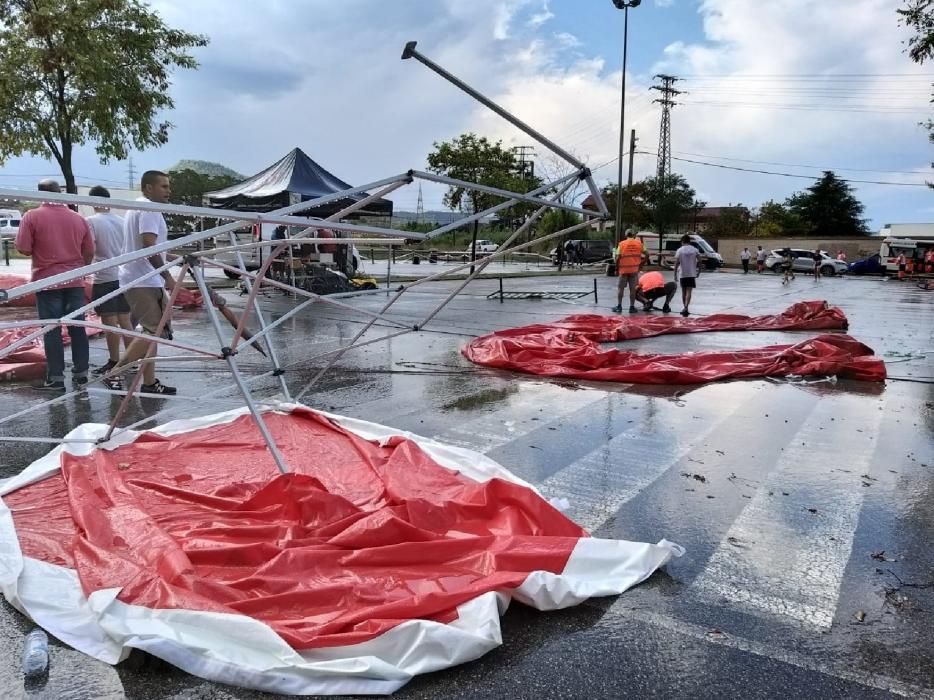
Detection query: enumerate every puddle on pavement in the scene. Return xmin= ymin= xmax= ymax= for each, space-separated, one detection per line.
xmin=441 ymin=385 xmax=518 ymax=412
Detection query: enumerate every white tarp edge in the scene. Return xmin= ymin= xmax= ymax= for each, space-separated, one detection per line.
xmin=0 ymin=403 xmax=683 ymax=695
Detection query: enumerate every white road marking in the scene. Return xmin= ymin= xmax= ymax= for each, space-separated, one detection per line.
xmin=535 ymin=384 xmax=762 ymax=532
xmin=691 ymin=394 xmax=885 ymax=628
xmin=604 ymin=607 xmax=934 ymax=699
xmin=432 ymin=384 xmax=609 ymax=452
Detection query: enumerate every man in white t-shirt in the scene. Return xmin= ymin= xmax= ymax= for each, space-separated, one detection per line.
xmin=107 ymin=170 xmax=177 ymax=395
xmin=86 ymin=185 xmax=134 ymax=375
xmin=672 ymin=234 xmax=700 ymax=317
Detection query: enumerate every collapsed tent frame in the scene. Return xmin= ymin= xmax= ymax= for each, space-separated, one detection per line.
xmin=0 ymin=41 xmax=609 ymax=464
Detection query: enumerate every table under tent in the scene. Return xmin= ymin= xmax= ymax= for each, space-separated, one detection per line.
xmin=203 ymin=147 xmax=394 ymax=293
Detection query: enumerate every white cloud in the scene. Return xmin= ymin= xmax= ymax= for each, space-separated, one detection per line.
xmin=655 ymin=0 xmax=676 ymax=7
xmin=3 ymin=0 xmax=930 ymax=224
xmin=462 ymin=0 xmax=932 ymax=224
xmin=528 ymin=1 xmax=555 ymax=28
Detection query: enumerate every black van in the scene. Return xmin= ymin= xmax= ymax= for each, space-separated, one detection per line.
xmin=550 ymin=239 xmax=613 ymax=265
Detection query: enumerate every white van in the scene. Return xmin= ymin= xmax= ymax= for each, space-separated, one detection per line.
xmin=0 ymin=215 xmax=21 ymax=240
xmin=652 ymin=233 xmax=723 ymax=270
xmin=879 ymin=237 xmax=920 ymax=274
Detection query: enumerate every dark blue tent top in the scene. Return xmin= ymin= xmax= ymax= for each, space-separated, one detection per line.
xmin=203 ymin=148 xmax=393 ymax=217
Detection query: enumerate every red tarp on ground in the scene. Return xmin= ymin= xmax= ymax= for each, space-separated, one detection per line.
xmin=5 ymin=408 xmax=588 ymax=650
xmin=1 ymin=274 xmax=204 ymax=381
xmin=0 ymin=273 xmax=204 ymax=309
xmin=463 ymin=301 xmax=886 ymax=384
xmin=0 ymin=316 xmax=103 ymax=381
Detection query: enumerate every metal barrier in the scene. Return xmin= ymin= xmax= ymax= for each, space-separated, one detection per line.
xmin=489 ymin=277 xmax=598 ymax=304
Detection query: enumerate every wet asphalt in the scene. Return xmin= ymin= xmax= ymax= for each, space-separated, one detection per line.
xmin=0 ymin=267 xmax=932 ymax=699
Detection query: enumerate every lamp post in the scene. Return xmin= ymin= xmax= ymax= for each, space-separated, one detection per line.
xmin=612 ymin=0 xmax=640 ymax=246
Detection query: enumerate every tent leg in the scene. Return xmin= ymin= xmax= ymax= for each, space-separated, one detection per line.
xmin=190 ymin=264 xmax=290 ymax=475
xmin=224 ymin=232 xmax=291 ymax=400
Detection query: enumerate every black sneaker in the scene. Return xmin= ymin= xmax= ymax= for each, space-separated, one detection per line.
xmin=141 ymin=380 xmax=177 ymax=396
xmin=103 ymin=375 xmax=124 ymax=391
xmin=662 ymin=304 xmax=672 ymax=313
xmin=629 ymin=306 xmax=638 ymax=314
xmin=681 ymin=309 xmax=690 ymax=317
xmin=35 ymin=379 xmax=65 ymax=391
xmin=74 ymin=375 xmax=88 ymax=387
xmin=93 ymin=360 xmax=117 ymax=375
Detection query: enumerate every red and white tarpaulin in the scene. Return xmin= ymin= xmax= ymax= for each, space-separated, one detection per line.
xmin=0 ymin=404 xmax=682 ymax=695
xmin=464 ymin=301 xmax=887 ymax=384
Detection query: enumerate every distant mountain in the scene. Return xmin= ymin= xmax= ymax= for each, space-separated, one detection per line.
xmin=168 ymin=160 xmax=244 ymax=180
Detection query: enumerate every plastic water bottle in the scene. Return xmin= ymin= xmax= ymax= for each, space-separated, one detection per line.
xmin=22 ymin=629 xmax=49 ymax=678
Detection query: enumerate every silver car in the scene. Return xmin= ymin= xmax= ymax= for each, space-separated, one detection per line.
xmin=764 ymin=249 xmax=848 ymax=276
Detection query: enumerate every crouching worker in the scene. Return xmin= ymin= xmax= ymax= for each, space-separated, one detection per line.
xmin=635 ymin=270 xmax=676 ymax=313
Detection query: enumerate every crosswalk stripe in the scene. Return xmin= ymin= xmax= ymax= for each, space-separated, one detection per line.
xmin=691 ymin=394 xmax=885 ymax=628
xmin=534 ymin=383 xmax=762 ymax=532
xmin=432 ymin=384 xmax=609 ymax=452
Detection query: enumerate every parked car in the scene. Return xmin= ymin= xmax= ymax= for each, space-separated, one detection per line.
xmin=764 ymin=249 xmax=848 ymax=276
xmin=848 ymin=253 xmax=886 ymax=275
xmin=0 ymin=216 xmax=21 ymax=240
xmin=465 ymin=240 xmax=498 ymax=254
xmin=550 ymin=239 xmax=613 ymax=265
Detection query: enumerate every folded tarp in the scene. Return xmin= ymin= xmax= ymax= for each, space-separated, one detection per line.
xmin=0 ymin=404 xmax=682 ymax=695
xmin=463 ymin=301 xmax=886 ymax=384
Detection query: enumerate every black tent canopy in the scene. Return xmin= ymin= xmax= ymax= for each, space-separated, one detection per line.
xmin=203 ymin=148 xmax=393 ymax=218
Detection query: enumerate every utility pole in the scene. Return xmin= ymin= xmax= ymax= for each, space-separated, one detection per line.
xmin=127 ymin=155 xmax=136 ymax=190
xmin=415 ymin=183 xmax=425 ymax=226
xmin=512 ymin=145 xmax=535 ymax=179
xmin=627 ymin=129 xmax=637 ymax=189
xmin=650 ymin=74 xmax=682 ymax=186
xmin=650 ymin=74 xmax=682 ymax=253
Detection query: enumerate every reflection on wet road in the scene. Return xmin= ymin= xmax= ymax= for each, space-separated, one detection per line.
xmin=0 ymin=271 xmax=932 ymax=699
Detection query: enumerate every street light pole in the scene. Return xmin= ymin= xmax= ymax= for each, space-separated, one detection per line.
xmin=612 ymin=0 xmax=640 ymax=246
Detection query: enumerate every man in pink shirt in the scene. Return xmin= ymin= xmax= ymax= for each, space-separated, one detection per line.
xmin=15 ymin=179 xmax=95 ymax=390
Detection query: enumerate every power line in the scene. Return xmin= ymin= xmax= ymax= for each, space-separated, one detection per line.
xmin=636 ymin=151 xmax=930 ymax=187
xmin=672 ymin=151 xmax=927 ymax=176
xmin=680 ymin=100 xmax=928 ymax=115
xmin=680 ymin=73 xmax=934 ymax=79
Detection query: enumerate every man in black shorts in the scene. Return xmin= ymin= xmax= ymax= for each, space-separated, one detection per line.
xmin=86 ymin=186 xmax=134 ymax=374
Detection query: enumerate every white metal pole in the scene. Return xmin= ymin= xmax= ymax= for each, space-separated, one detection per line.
xmin=189 ymin=264 xmax=291 ymax=475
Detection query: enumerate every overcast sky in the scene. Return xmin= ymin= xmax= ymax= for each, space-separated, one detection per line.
xmin=1 ymin=0 xmax=931 ymax=229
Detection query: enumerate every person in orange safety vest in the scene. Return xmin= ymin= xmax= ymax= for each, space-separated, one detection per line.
xmin=634 ymin=270 xmax=677 ymax=313
xmin=612 ymin=229 xmax=645 ymax=313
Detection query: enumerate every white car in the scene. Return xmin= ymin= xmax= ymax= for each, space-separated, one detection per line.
xmin=764 ymin=249 xmax=848 ymax=276
xmin=465 ymin=240 xmax=498 ymax=254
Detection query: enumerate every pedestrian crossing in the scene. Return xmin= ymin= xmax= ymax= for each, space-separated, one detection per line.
xmin=691 ymin=394 xmax=885 ymax=628
xmin=361 ymin=379 xmax=932 ymax=644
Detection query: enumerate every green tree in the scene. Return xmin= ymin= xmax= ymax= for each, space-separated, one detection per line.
xmin=426 ymin=133 xmax=543 ymax=219
xmin=897 ymin=1 xmax=934 ymax=183
xmin=165 ymin=168 xmax=238 ymax=234
xmin=538 ymin=208 xmax=582 ymax=237
xmin=754 ymin=199 xmax=805 ymax=236
xmin=707 ymin=208 xmax=750 ymax=237
xmin=645 ymin=174 xmax=697 ymax=236
xmin=601 ymin=181 xmax=654 ymax=232
xmin=427 ymin=133 xmax=543 ymax=260
xmin=0 ymin=0 xmax=207 ymax=193
xmin=785 ymin=172 xmax=868 ymax=236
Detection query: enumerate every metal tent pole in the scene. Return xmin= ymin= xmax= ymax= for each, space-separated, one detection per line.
xmin=189 ymin=263 xmax=290 ymax=475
